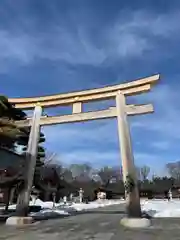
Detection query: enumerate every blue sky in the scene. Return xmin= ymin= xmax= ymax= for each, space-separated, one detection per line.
xmin=1 ymin=0 xmax=180 ymax=175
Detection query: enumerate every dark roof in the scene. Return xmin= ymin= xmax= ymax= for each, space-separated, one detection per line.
xmin=40 ymin=165 xmax=60 ymax=180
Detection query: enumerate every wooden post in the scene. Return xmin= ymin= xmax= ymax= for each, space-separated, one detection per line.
xmin=72 ymin=102 xmax=82 ymax=114
xmin=16 ymin=105 xmax=42 ymax=216
xmin=116 ymin=91 xmax=141 ymax=218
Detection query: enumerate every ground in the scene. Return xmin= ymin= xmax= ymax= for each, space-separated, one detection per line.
xmin=1 ymin=204 xmax=180 ymax=240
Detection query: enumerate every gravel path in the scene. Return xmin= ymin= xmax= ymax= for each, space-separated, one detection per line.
xmin=0 ymin=204 xmax=180 ymax=240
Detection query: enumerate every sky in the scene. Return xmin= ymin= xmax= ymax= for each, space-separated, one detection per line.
xmin=1 ymin=0 xmax=180 ymax=176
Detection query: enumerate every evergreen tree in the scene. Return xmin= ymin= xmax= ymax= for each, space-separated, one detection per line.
xmin=0 ymin=95 xmax=27 ymax=150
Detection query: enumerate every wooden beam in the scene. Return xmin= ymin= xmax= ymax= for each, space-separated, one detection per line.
xmin=16 ymin=104 xmax=153 ymax=127
xmin=72 ymin=102 xmax=82 ymax=114
xmin=9 ymin=74 xmax=160 ymax=104
xmin=12 ymin=84 xmax=151 ymax=110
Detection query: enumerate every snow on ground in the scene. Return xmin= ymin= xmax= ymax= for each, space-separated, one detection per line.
xmin=141 ymin=199 xmax=180 ymax=218
xmin=0 ymin=199 xmax=124 ymax=217
xmin=3 ymin=198 xmax=180 ymax=218
xmin=82 ymin=199 xmax=180 ymax=218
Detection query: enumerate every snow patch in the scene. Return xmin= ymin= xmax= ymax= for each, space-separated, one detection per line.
xmin=142 ymin=199 xmax=180 ymax=218
xmin=30 ymin=209 xmax=69 ymax=217
xmin=70 ymin=199 xmax=123 ymax=211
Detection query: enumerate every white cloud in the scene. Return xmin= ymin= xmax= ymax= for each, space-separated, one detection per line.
xmin=134 ymin=152 xmax=161 ymax=163
xmin=107 ymin=10 xmax=180 ymax=58
xmin=0 ymin=27 xmax=106 ymax=69
xmin=0 ymin=9 xmax=180 ymax=71
xmin=131 ymin=83 xmax=180 ymax=140
xmin=36 ymin=27 xmax=106 ymax=66
xmin=42 ymin=119 xmax=120 ymax=167
xmin=58 ymin=150 xmax=119 ymax=166
xmin=151 ymin=141 xmax=171 ymax=150
xmin=0 ymin=31 xmax=33 ymax=63
xmin=43 ymin=119 xmax=118 ymax=147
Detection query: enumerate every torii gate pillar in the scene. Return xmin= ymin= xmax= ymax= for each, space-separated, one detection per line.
xmin=116 ymin=91 xmax=141 ymax=218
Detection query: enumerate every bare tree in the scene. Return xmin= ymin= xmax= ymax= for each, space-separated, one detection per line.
xmin=61 ymin=168 xmax=73 ymax=182
xmin=98 ymin=166 xmax=121 ymax=186
xmin=166 ymin=161 xmax=180 ymax=180
xmin=69 ymin=163 xmax=93 ymax=182
xmin=44 ymin=151 xmax=59 ymax=165
xmin=43 ymin=151 xmax=68 ymax=180
xmin=112 ymin=166 xmax=123 ymax=181
xmin=140 ymin=165 xmax=150 ymax=181
xmin=89 ymin=168 xmax=102 ymax=183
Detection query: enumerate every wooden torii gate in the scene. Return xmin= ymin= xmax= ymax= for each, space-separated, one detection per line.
xmin=9 ymin=74 xmax=160 ymax=218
